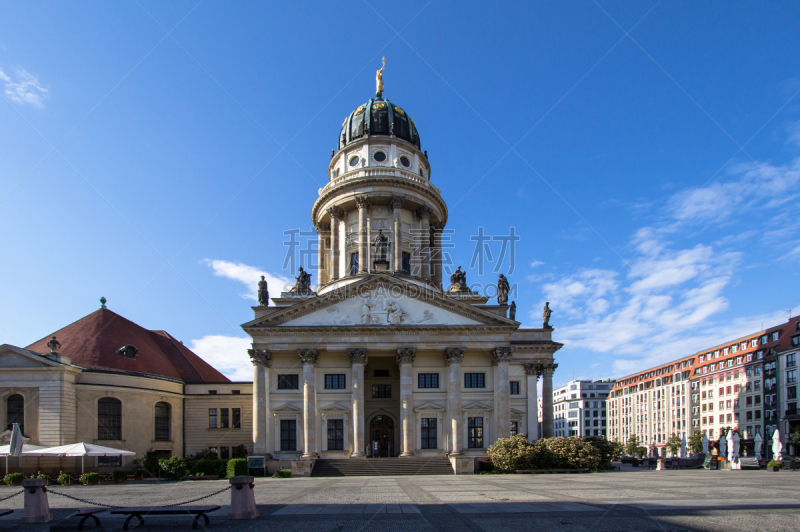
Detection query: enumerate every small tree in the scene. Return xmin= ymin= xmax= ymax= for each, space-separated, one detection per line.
xmin=609 ymin=439 xmax=624 ymax=459
xmin=624 ymin=435 xmax=640 ymax=457
xmin=688 ymin=431 xmax=704 ymax=455
xmin=665 ymin=433 xmax=681 ymax=457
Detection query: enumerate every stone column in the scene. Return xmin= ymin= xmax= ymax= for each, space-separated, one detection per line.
xmin=524 ymin=363 xmax=542 ymax=441
xmin=445 ymin=347 xmax=465 ymax=455
xmin=316 ymin=223 xmax=329 ymax=285
xmin=417 ymin=207 xmax=431 ymax=280
xmin=348 ymin=348 xmax=367 ymax=458
xmin=392 ymin=196 xmax=404 ymax=273
xmin=299 ymin=349 xmax=319 ymax=458
xmin=541 ymin=363 xmax=558 ymax=438
xmin=248 ymin=348 xmax=271 ymax=456
xmin=356 ymin=196 xmax=370 ymax=274
xmin=492 ymin=347 xmax=513 ymax=440
xmin=397 ymin=347 xmax=416 ymax=457
xmin=431 ymin=226 xmax=442 ymax=289
xmin=327 ymin=207 xmax=342 ymax=281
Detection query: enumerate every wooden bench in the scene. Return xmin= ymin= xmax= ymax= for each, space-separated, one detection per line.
xmin=64 ymin=508 xmax=106 ymax=530
xmin=110 ymin=506 xmax=220 ymax=530
xmin=515 ymin=469 xmax=588 ymax=474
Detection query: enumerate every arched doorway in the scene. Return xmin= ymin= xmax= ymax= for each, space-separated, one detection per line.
xmin=369 ymin=414 xmax=395 ymax=457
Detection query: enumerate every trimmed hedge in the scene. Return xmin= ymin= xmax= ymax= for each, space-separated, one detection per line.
xmin=80 ymin=472 xmax=101 ymax=485
xmin=159 ymin=456 xmax=188 ymax=480
xmin=188 ymin=459 xmax=227 ymax=477
xmin=486 ymin=435 xmax=603 ymax=472
xmin=226 ymin=458 xmax=247 ymax=478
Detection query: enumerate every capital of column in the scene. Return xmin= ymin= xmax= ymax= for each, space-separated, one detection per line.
xmin=248 ymin=348 xmax=271 ymax=367
xmin=298 ymin=349 xmax=320 ymax=365
xmin=355 ymin=196 xmax=371 ymax=210
xmin=541 ymin=363 xmax=558 ymax=378
xmin=327 ymin=206 xmax=343 ymax=219
xmin=491 ymin=347 xmax=514 ymax=364
xmin=391 ymin=196 xmax=405 ymax=209
xmin=444 ymin=347 xmax=465 ymax=365
xmin=348 ymin=348 xmax=367 ymax=365
xmin=416 ymin=206 xmax=432 ymax=219
xmin=396 ymin=347 xmax=416 ymax=365
xmin=524 ymin=362 xmax=544 ymax=378
xmin=316 ymin=222 xmax=330 ymax=233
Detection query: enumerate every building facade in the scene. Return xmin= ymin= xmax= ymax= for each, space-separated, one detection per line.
xmin=538 ymin=380 xmax=614 ymax=438
xmin=608 ymin=316 xmax=800 ymax=457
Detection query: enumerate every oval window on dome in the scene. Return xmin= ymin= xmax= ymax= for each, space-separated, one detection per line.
xmin=373 ymin=151 xmax=387 ymax=162
xmin=349 ymin=156 xmax=360 ymax=167
xmin=399 ymin=156 xmax=410 ymax=168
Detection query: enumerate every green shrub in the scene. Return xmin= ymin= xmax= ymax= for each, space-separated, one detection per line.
xmin=188 ymin=459 xmax=226 ymax=477
xmin=486 ymin=436 xmax=602 ymax=473
xmin=768 ymin=460 xmax=783 ymax=468
xmin=188 ymin=449 xmax=219 ymax=461
xmin=133 ymin=467 xmax=148 ymax=480
xmin=583 ymin=437 xmax=614 ymax=470
xmin=111 ymin=470 xmax=128 ymax=482
xmin=158 ymin=456 xmax=188 ymax=480
xmin=541 ymin=437 xmax=601 ymax=470
xmin=232 ymin=444 xmax=248 ymax=459
xmin=36 ymin=472 xmax=48 ymax=483
xmin=275 ymin=469 xmax=291 ymax=478
xmin=79 ymin=472 xmax=101 ymax=485
xmin=226 ymin=458 xmax=248 ymax=478
xmin=135 ymin=448 xmax=162 ymax=475
xmin=486 ymin=434 xmax=536 ymax=472
xmin=57 ymin=472 xmax=71 ymax=486
xmin=3 ymin=472 xmax=23 ymax=486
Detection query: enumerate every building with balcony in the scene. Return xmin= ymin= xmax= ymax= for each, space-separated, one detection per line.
xmin=538 ymin=380 xmax=614 ymax=438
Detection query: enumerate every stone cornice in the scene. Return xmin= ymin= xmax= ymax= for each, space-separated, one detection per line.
xmin=246 ymin=325 xmax=515 ymax=338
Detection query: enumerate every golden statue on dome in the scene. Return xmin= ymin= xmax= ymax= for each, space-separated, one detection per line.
xmin=376 ymin=57 xmax=385 ymax=98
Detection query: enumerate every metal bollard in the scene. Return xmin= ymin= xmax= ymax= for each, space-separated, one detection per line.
xmin=21 ymin=478 xmax=52 ymax=523
xmin=228 ymin=475 xmax=258 ymax=520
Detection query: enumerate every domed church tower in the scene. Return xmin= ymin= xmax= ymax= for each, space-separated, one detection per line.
xmin=242 ymin=63 xmax=561 ymax=474
xmin=312 ymin=88 xmax=446 ymax=291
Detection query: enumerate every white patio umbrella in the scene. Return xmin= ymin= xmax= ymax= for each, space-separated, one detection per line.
xmin=0 ymin=441 xmax=43 ymax=475
xmin=754 ymin=432 xmax=763 ymax=460
xmin=25 ymin=443 xmax=135 ymax=474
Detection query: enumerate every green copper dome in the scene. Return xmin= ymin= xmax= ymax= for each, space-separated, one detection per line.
xmin=338 ymin=98 xmax=421 ymax=152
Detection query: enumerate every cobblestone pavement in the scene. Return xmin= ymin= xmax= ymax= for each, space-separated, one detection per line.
xmin=3 ymin=467 xmax=800 ymax=531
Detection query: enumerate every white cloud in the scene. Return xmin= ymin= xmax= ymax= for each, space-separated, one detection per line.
xmin=0 ymin=67 xmax=47 ymax=108
xmin=530 ymin=260 xmax=544 ymax=268
xmin=189 ymin=335 xmax=253 ymax=381
xmin=203 ymin=259 xmax=293 ymax=303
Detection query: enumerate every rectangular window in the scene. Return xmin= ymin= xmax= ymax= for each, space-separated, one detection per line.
xmin=220 ymin=446 xmax=230 ymax=459
xmin=464 ymin=373 xmax=485 ymax=388
xmin=468 ymin=417 xmax=484 ymax=448
xmin=789 ymin=353 xmax=797 ymax=366
xmin=278 ymin=375 xmax=299 ymax=390
xmin=402 ymin=252 xmax=411 ymax=274
xmin=349 ymin=253 xmax=359 ymax=275
xmin=788 ymin=386 xmax=798 ymax=400
xmin=418 ymin=373 xmax=439 ymax=388
xmin=421 ymin=418 xmax=437 ymax=449
xmin=98 ymin=456 xmax=122 ymax=467
xmin=232 ymin=408 xmax=241 ymax=429
xmin=374 ymin=369 xmax=390 ymax=377
xmin=325 ymin=374 xmax=346 ymax=389
xmin=510 ymin=421 xmax=519 ymax=437
xmin=221 ymin=408 xmax=229 ymax=429
xmin=772 ymin=331 xmax=780 ymax=342
xmin=208 ymin=408 xmax=217 ymax=429
xmin=280 ymin=420 xmax=297 ymax=451
xmin=788 ymin=370 xmax=797 ymax=385
xmin=510 ymin=381 xmax=520 ymax=395
xmin=327 ymin=419 xmax=344 ymax=450
xmin=372 ymin=384 xmax=391 ymax=398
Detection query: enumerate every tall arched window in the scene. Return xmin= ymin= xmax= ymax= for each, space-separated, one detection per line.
xmin=6 ymin=394 xmax=24 ymax=434
xmin=98 ymin=398 xmax=122 ymax=440
xmin=154 ymin=402 xmax=171 ymax=441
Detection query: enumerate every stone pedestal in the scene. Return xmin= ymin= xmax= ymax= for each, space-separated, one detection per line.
xmin=656 ymin=459 xmax=665 ymax=470
xmin=291 ymin=460 xmax=314 ymax=477
xmin=450 ymin=457 xmax=475 ymax=475
xmin=228 ymin=476 xmax=258 ymax=520
xmin=21 ymin=478 xmax=51 ymax=524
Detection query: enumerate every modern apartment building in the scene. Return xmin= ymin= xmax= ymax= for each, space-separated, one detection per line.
xmin=538 ymin=380 xmax=614 ymax=438
xmin=608 ymin=316 xmax=800 ymax=457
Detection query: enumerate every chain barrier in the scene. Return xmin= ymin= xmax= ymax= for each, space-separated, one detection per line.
xmin=0 ymin=490 xmax=22 ymax=503
xmin=47 ymin=485 xmax=232 ymax=508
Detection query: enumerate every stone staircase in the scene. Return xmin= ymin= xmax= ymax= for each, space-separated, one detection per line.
xmin=311 ymin=457 xmax=454 ymax=477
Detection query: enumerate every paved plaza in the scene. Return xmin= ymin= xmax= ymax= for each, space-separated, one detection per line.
xmin=3 ymin=467 xmax=800 ymax=531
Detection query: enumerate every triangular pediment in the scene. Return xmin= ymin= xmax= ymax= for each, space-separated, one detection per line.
xmin=414 ymin=402 xmax=445 ymax=413
xmin=319 ymin=403 xmax=350 ymax=414
xmin=0 ymin=345 xmax=63 ymax=368
xmin=463 ymin=401 xmax=493 ymax=413
xmin=272 ymin=403 xmax=302 ymax=413
xmin=242 ymin=275 xmax=516 ymax=329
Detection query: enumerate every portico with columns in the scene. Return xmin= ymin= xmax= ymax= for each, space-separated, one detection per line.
xmin=241 ymin=85 xmax=560 ymax=473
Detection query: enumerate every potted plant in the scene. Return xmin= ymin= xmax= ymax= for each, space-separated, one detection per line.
xmin=57 ymin=472 xmax=71 ymax=486
xmin=3 ymin=472 xmax=23 ymax=486
xmin=36 ymin=472 xmax=49 ymax=485
xmin=79 ymin=472 xmax=101 ymax=485
xmin=111 ymin=470 xmax=127 ymax=483
xmin=767 ymin=460 xmax=782 ymax=472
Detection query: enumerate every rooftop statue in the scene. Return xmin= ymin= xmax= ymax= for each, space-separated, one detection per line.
xmin=290 ymin=267 xmax=313 ymax=295
xmin=497 ymin=274 xmax=510 ymax=305
xmin=448 ymin=266 xmax=468 ymax=292
xmin=376 ymin=57 xmax=385 ymax=98
xmin=373 ymin=229 xmax=389 ymax=263
xmin=543 ymin=301 xmax=553 ymax=328
xmin=509 ymin=301 xmax=517 ymax=321
xmin=257 ymin=275 xmax=269 ymax=307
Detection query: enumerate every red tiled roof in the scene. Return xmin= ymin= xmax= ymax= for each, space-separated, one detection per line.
xmin=26 ymin=308 xmax=229 ymax=383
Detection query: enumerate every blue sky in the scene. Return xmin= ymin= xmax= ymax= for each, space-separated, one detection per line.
xmin=2 ymin=1 xmax=800 ymax=386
